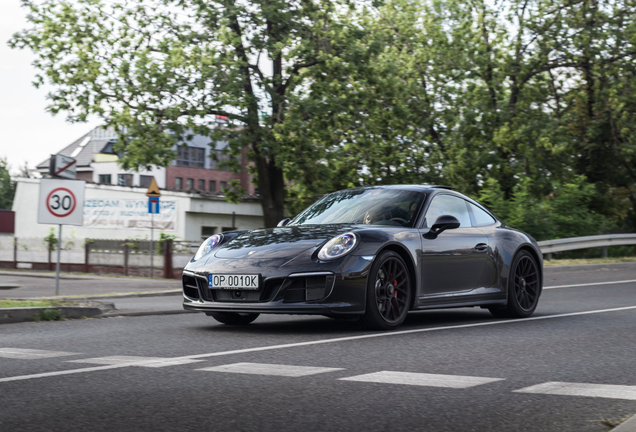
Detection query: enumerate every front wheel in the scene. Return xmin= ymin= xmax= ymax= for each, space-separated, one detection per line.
xmin=489 ymin=250 xmax=541 ymax=318
xmin=362 ymin=251 xmax=412 ymax=330
xmin=207 ymin=312 xmax=260 ymax=325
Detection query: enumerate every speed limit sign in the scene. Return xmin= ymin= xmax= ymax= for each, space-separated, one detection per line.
xmin=38 ymin=179 xmax=85 ymax=226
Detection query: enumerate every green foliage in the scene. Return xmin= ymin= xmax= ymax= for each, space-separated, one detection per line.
xmin=32 ymin=309 xmax=65 ymax=322
xmin=479 ymin=176 xmax=607 ymax=241
xmin=0 ymin=157 xmax=16 ymax=210
xmin=44 ymin=228 xmax=58 ymax=252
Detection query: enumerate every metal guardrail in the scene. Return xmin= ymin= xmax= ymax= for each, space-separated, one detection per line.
xmin=538 ymin=234 xmax=636 ymax=256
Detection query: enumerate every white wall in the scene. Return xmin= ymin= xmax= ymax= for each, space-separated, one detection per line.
xmin=13 ymin=179 xmax=264 ymax=241
xmin=92 ymin=161 xmax=166 ymax=188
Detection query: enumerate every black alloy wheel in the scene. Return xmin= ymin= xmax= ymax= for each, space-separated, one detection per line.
xmin=207 ymin=312 xmax=260 ymax=325
xmin=489 ymin=250 xmax=541 ymax=318
xmin=363 ymin=250 xmax=412 ymax=330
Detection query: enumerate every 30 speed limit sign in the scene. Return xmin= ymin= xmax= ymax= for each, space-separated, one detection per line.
xmin=38 ymin=179 xmax=85 ymax=226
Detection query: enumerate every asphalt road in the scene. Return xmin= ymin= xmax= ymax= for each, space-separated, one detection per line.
xmin=1 ymin=264 xmax=636 ymax=432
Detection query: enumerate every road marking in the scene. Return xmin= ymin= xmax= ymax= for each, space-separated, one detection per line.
xmin=67 ymin=356 xmax=203 ymax=368
xmin=198 ymin=362 xmax=344 ymax=377
xmin=0 ymin=348 xmax=79 ymax=359
xmin=514 ymin=382 xmax=636 ymax=400
xmin=545 ymin=279 xmax=636 ymax=289
xmin=2 ymin=305 xmax=636 ymax=384
xmin=340 ymin=371 xmax=503 ymax=388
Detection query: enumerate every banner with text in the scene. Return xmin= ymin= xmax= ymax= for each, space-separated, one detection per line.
xmin=83 ymin=199 xmax=177 ymax=230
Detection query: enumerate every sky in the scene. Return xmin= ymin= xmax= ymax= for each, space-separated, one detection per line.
xmin=0 ymin=1 xmax=101 ymax=175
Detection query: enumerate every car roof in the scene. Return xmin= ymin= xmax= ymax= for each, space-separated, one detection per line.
xmin=342 ymin=184 xmax=457 ymax=193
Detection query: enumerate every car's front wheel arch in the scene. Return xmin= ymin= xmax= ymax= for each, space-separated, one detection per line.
xmin=370 ymin=244 xmax=417 ymax=310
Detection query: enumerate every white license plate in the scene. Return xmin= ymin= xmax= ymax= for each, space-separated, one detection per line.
xmin=208 ymin=274 xmax=260 ymax=290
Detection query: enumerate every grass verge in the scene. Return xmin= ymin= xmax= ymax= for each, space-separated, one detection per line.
xmin=0 ymin=299 xmax=71 ymax=308
xmin=544 ymin=257 xmax=636 ymax=267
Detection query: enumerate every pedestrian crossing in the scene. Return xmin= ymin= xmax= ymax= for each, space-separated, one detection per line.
xmin=2 ymin=348 xmax=636 ymax=402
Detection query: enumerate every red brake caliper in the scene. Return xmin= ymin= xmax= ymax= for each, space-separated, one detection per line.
xmin=393 ymin=279 xmax=398 ymax=297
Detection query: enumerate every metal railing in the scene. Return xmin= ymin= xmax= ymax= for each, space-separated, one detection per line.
xmin=538 ymin=234 xmax=636 ymax=258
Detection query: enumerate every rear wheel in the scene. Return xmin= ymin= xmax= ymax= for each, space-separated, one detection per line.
xmin=362 ymin=251 xmax=412 ymax=330
xmin=207 ymin=312 xmax=260 ymax=325
xmin=489 ymin=250 xmax=541 ymax=318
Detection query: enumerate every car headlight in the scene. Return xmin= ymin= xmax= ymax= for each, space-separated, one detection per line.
xmin=194 ymin=234 xmax=223 ymax=261
xmin=318 ymin=233 xmax=357 ymax=261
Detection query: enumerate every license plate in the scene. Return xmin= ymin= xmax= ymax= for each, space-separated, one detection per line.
xmin=208 ymin=274 xmax=260 ymax=290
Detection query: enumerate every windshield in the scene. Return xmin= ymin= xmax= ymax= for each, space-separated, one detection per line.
xmin=290 ymin=189 xmax=426 ymax=227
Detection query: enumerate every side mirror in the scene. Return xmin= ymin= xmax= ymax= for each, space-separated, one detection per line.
xmin=277 ymin=218 xmax=291 ymax=227
xmin=423 ymin=215 xmax=460 ymax=239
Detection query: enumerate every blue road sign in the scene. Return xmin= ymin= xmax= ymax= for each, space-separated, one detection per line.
xmin=148 ymin=196 xmax=160 ymax=214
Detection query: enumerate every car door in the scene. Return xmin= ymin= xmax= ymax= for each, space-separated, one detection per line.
xmin=419 ymin=194 xmax=490 ymax=297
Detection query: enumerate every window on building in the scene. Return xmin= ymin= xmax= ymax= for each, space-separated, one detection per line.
xmin=221 ymin=226 xmax=235 ymax=232
xmin=176 ymin=145 xmax=205 ymax=168
xmin=98 ymin=174 xmax=111 ymax=184
xmin=175 ymin=177 xmax=183 ymax=190
xmin=210 ymin=149 xmax=233 ymax=171
xmin=220 ymin=181 xmax=227 ymax=190
xmin=198 ymin=179 xmax=205 ymax=191
xmin=186 ymin=178 xmax=194 ymax=190
xmin=140 ymin=175 xmax=154 ymax=188
xmin=201 ymin=226 xmax=216 ymax=239
xmin=117 ymin=174 xmax=133 ymax=187
xmin=209 ymin=180 xmax=216 ymax=192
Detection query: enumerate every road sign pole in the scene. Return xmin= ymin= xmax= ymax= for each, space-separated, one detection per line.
xmin=150 ymin=212 xmax=154 ymax=279
xmin=55 ymin=224 xmax=62 ymax=296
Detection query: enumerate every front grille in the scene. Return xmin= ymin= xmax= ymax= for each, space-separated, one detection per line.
xmin=283 ymin=274 xmax=334 ymax=303
xmin=196 ymin=273 xmax=334 ymax=303
xmin=182 ymin=274 xmax=201 ymax=300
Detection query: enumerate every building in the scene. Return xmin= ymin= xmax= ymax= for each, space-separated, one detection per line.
xmin=12 ymin=178 xmax=263 ymax=241
xmin=27 ymin=126 xmax=263 ymax=240
xmin=35 ymin=126 xmax=255 ymax=195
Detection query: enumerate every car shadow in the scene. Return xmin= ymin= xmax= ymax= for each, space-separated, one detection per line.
xmin=197 ymin=307 xmax=499 ymax=336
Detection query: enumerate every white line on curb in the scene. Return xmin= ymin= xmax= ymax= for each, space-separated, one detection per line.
xmin=2 ymin=304 xmax=636 ymax=384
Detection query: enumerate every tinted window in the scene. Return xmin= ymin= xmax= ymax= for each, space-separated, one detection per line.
xmin=469 ymin=202 xmax=496 ymax=226
xmin=290 ymin=189 xmax=425 ymax=227
xmin=424 ymin=194 xmax=471 ymax=228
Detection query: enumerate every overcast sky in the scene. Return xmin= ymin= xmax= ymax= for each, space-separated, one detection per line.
xmin=1 ymin=1 xmax=101 ymax=175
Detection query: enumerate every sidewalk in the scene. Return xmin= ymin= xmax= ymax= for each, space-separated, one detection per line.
xmin=0 ymin=269 xmax=186 ymax=318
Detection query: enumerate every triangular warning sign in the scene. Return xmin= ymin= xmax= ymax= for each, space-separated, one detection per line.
xmin=146 ymin=178 xmax=161 ymax=197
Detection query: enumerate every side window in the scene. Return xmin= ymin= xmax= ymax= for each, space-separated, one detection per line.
xmin=423 ymin=195 xmax=472 ymax=228
xmin=469 ymin=202 xmax=497 ymax=226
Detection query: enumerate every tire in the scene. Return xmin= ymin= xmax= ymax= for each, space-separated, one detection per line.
xmin=362 ymin=250 xmax=412 ymax=330
xmin=207 ymin=312 xmax=260 ymax=325
xmin=489 ymin=250 xmax=541 ymax=319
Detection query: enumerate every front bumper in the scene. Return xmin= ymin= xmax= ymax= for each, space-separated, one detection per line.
xmin=181 ymin=255 xmax=371 ymax=316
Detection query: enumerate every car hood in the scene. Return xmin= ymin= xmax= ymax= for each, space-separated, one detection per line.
xmin=214 ymin=225 xmax=354 ymax=259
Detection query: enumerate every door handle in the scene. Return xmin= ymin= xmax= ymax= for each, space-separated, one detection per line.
xmin=475 ymin=243 xmax=488 ymax=252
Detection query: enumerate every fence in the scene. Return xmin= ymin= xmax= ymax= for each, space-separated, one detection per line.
xmin=1 ymin=233 xmax=635 ymax=278
xmin=0 ymin=237 xmax=198 ymax=279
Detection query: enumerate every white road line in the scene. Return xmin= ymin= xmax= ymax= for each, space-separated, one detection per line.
xmin=2 ymin=304 xmax=636 ymax=384
xmin=67 ymin=356 xmax=203 ymax=368
xmin=514 ymin=382 xmax=636 ymax=401
xmin=0 ymin=348 xmax=79 ymax=359
xmin=545 ymin=279 xmax=636 ymax=289
xmin=198 ymin=362 xmax=344 ymax=377
xmin=340 ymin=371 xmax=503 ymax=388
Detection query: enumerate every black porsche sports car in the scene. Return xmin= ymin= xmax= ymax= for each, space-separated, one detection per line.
xmin=182 ymin=185 xmax=543 ymax=330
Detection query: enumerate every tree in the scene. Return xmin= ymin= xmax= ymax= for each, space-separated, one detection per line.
xmin=0 ymin=157 xmax=16 ymax=210
xmin=11 ymin=0 xmax=351 ymax=227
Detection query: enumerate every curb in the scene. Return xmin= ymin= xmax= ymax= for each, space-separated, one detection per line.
xmin=612 ymin=413 xmax=636 ymax=432
xmin=100 ymin=309 xmax=198 ymax=318
xmin=19 ymin=289 xmax=182 ymax=301
xmin=0 ymin=301 xmax=115 ymax=324
xmin=544 ymin=262 xmax=636 ymax=273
